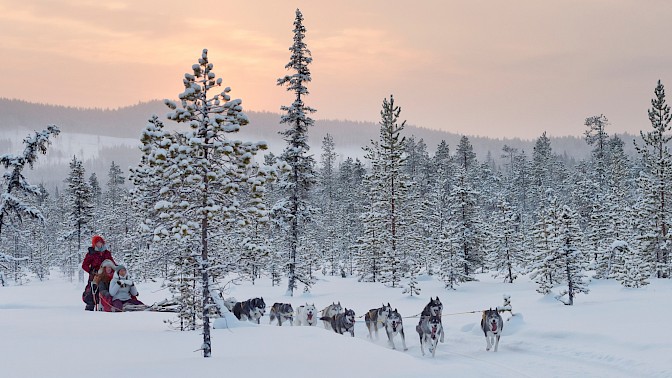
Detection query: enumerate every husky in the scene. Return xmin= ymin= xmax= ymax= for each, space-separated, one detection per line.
xmin=416 ymin=315 xmax=443 ymax=357
xmin=269 ymin=303 xmax=294 ymax=326
xmin=364 ymin=303 xmax=392 ymax=339
xmin=418 ymin=297 xmax=444 ymax=343
xmin=294 ymin=303 xmax=318 ymax=326
xmin=321 ymin=308 xmax=355 ymax=337
xmin=321 ymin=302 xmax=343 ymax=330
xmin=232 ymin=297 xmax=266 ymax=324
xmin=481 ymin=308 xmax=504 ymax=352
xmin=384 ymin=309 xmax=407 ymax=351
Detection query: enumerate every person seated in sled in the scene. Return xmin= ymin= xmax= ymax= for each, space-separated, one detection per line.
xmin=109 ymin=265 xmax=145 ymax=311
xmin=82 ymin=235 xmax=116 ymax=311
xmin=92 ymin=259 xmax=116 ymax=309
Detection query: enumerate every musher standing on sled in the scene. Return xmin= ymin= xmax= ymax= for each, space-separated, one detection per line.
xmin=82 ymin=235 xmax=116 ymax=311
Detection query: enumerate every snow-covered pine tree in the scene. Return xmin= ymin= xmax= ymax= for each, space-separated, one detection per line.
xmin=512 ymin=149 xmax=532 ymax=227
xmin=276 ymin=9 xmax=317 ymax=295
xmin=259 ymin=153 xmax=284 ymax=286
xmin=153 ymin=49 xmax=271 ymax=357
xmin=89 ymin=173 xmax=102 ymax=214
xmin=105 ymin=161 xmax=129 ymax=254
xmin=337 ymin=157 xmax=365 ymax=276
xmin=402 ymin=257 xmax=421 ymax=296
xmin=634 ymin=80 xmax=672 ymax=278
xmin=448 ymin=136 xmax=485 ymax=278
xmin=129 ymin=115 xmax=175 ymax=279
xmin=355 ymin=172 xmax=385 ymax=283
xmin=488 ymin=198 xmax=522 ymax=283
xmin=530 ymin=132 xmax=556 ymax=213
xmin=0 ymin=126 xmax=60 ymax=237
xmin=555 ymin=205 xmax=589 ymax=305
xmin=27 ymin=184 xmax=53 ymax=281
xmin=605 ymin=136 xmax=634 ymax=242
xmin=528 ymin=189 xmax=563 ymax=294
xmin=612 ymin=239 xmax=650 ymax=288
xmin=405 ymin=137 xmax=432 ymax=194
xmin=502 ymin=146 xmax=533 ymax=265
xmin=584 ymin=114 xmax=610 ymax=186
xmin=438 ymin=222 xmax=469 ymax=290
xmin=415 ymin=180 xmax=441 ymax=276
xmin=429 ymin=140 xmax=453 ymax=276
xmin=318 ymin=134 xmax=339 ymax=276
xmin=630 ymin=171 xmax=658 ymax=281
xmin=0 ymin=126 xmax=59 ymax=282
xmin=598 ymin=135 xmax=642 ymax=286
xmin=88 ymin=173 xmax=102 ymax=235
xmin=367 ymin=95 xmax=411 ymax=289
xmin=400 ymin=180 xmax=423 ymax=294
xmin=64 ymin=155 xmax=94 ymax=281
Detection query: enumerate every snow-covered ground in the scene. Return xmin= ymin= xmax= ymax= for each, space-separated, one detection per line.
xmin=1 ymin=273 xmax=671 ymax=378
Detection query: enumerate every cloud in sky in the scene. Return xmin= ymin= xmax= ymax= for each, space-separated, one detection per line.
xmin=0 ymin=0 xmax=669 ymax=139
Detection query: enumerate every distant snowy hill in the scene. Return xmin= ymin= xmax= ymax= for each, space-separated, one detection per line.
xmin=0 ymin=98 xmax=639 ymax=189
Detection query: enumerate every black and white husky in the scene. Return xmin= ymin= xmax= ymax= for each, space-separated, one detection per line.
xmin=416 ymin=315 xmax=443 ymax=357
xmin=321 ymin=302 xmax=343 ymax=330
xmin=364 ymin=303 xmax=392 ymax=339
xmin=480 ymin=308 xmax=504 ymax=352
xmin=232 ymin=297 xmax=266 ymax=324
xmin=269 ymin=303 xmax=294 ymax=326
xmin=294 ymin=303 xmax=317 ymax=326
xmin=321 ymin=308 xmax=355 ymax=337
xmin=385 ymin=309 xmax=407 ymax=351
xmin=419 ymin=297 xmax=444 ymax=343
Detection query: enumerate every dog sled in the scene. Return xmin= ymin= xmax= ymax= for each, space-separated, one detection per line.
xmin=94 ymin=291 xmax=179 ymax=313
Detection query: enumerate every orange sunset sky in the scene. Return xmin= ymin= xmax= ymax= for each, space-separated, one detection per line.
xmin=0 ymin=0 xmax=670 ymax=139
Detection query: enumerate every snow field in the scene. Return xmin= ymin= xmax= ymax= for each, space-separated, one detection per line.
xmin=1 ymin=273 xmax=671 ymax=378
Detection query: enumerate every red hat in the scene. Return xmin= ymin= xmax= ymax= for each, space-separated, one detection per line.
xmin=92 ymin=235 xmax=105 ymax=247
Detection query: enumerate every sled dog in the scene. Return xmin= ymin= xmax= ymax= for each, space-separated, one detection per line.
xmin=365 ymin=303 xmax=392 ymax=339
xmin=481 ymin=308 xmax=504 ymax=352
xmin=269 ymin=303 xmax=294 ymax=326
xmin=321 ymin=308 xmax=355 ymax=337
xmin=416 ymin=315 xmax=443 ymax=357
xmin=232 ymin=297 xmax=266 ymax=324
xmin=294 ymin=303 xmax=318 ymax=326
xmin=418 ymin=297 xmax=444 ymax=343
xmin=385 ymin=309 xmax=407 ymax=351
xmin=321 ymin=302 xmax=343 ymax=330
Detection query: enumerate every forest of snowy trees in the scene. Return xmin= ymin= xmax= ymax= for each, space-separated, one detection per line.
xmin=1 ymin=10 xmax=671 ymax=345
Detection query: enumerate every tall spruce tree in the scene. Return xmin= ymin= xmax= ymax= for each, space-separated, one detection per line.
xmin=276 ymin=9 xmax=317 ymax=295
xmin=634 ymin=80 xmax=672 ymax=278
xmin=362 ymin=95 xmax=411 ymax=289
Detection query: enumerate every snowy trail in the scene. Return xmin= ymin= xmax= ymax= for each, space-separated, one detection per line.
xmin=1 ymin=274 xmax=671 ymax=378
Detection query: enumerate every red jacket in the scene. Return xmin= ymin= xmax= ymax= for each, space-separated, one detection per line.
xmin=82 ymin=247 xmax=115 ymax=280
